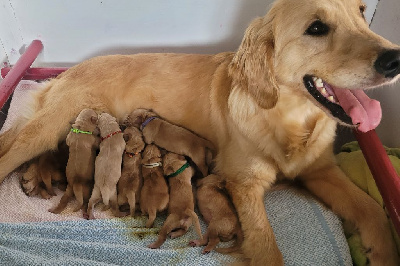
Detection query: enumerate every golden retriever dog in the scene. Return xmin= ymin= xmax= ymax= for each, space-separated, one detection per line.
xmin=49 ymin=109 xmax=99 ymax=214
xmin=0 ymin=0 xmax=399 ymax=264
xmin=87 ymin=112 xmax=125 ymax=219
xmin=148 ymin=152 xmax=202 ymax=249
xmin=124 ymin=108 xmax=213 ymax=177
xmin=190 ymin=174 xmax=243 ymax=254
xmin=140 ymin=144 xmax=169 ymax=228
xmin=117 ymin=126 xmax=145 ymax=216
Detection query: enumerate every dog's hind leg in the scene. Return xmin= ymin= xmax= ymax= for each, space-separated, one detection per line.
xmin=87 ymin=186 xmax=101 ymax=219
xmin=146 ymin=209 xmax=157 ymax=228
xmin=0 ymin=109 xmax=72 ymax=184
xmin=300 ymin=163 xmax=400 ymax=266
xmin=126 ymin=191 xmax=136 ymax=217
xmin=148 ymin=214 xmax=178 ymax=249
xmin=49 ymin=185 xmax=73 ymax=214
xmin=0 ymin=128 xmax=19 ymax=157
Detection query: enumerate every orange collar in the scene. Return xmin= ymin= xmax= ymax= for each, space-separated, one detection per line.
xmin=101 ymin=130 xmax=122 ymax=141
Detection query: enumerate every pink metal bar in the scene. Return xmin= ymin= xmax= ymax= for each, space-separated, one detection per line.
xmin=354 ymin=129 xmax=400 ymax=235
xmin=0 ymin=40 xmax=43 ymax=109
xmin=1 ymin=67 xmax=68 ymax=80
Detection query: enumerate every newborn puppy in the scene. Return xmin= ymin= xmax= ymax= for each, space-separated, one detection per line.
xmin=189 ymin=174 xmax=243 ymax=254
xmin=20 ymin=142 xmax=68 ymax=199
xmin=50 ymin=109 xmax=99 ymax=214
xmin=140 ymin=144 xmax=169 ymax=228
xmin=87 ymin=112 xmax=126 ymax=219
xmin=125 ymin=109 xmax=213 ymax=177
xmin=148 ymin=152 xmax=202 ymax=249
xmin=117 ymin=126 xmax=145 ymax=216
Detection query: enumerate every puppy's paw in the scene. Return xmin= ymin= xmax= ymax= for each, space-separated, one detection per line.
xmin=147 ymin=242 xmax=160 ymax=249
xmin=189 ymin=240 xmax=201 ymax=247
xmin=20 ymin=164 xmax=40 ymax=196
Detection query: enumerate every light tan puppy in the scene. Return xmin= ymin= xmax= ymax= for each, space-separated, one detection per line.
xmin=190 ymin=174 xmax=243 ymax=254
xmin=117 ymin=126 xmax=145 ymax=216
xmin=50 ymin=109 xmax=99 ymax=214
xmin=140 ymin=144 xmax=169 ymax=228
xmin=87 ymin=112 xmax=125 ymax=219
xmin=1 ymin=0 xmax=400 ymax=264
xmin=125 ymin=109 xmax=213 ymax=177
xmin=148 ymin=152 xmax=202 ymax=249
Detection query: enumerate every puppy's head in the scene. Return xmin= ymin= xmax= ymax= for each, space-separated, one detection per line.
xmin=124 ymin=108 xmax=158 ymax=128
xmin=162 ymin=152 xmax=187 ymax=176
xmin=123 ymin=127 xmax=145 ymax=154
xmin=73 ymin=108 xmax=98 ymax=131
xmin=142 ymin=144 xmax=162 ymax=164
xmin=231 ymin=0 xmax=400 ymax=132
xmin=196 ymin=174 xmax=225 ymax=189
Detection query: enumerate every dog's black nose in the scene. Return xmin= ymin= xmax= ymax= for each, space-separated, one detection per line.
xmin=374 ymin=49 xmax=400 ymax=78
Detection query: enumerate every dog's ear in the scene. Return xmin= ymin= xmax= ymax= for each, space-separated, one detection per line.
xmin=93 ymin=127 xmax=100 ymax=136
xmin=90 ymin=115 xmax=98 ymax=125
xmin=229 ymin=16 xmax=279 ymax=109
xmin=123 ymin=133 xmax=131 ymax=142
xmin=69 ymin=117 xmax=76 ymax=125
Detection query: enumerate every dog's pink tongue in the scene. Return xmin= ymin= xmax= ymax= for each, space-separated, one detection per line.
xmin=332 ymin=88 xmax=382 ymax=132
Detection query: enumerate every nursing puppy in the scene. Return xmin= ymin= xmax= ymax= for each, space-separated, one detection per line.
xmin=190 ymin=174 xmax=243 ymax=254
xmin=21 ymin=144 xmax=68 ymax=199
xmin=87 ymin=112 xmax=125 ymax=219
xmin=140 ymin=144 xmax=169 ymax=228
xmin=125 ymin=109 xmax=213 ymax=177
xmin=1 ymin=0 xmax=400 ymax=264
xmin=50 ymin=109 xmax=99 ymax=214
xmin=117 ymin=126 xmax=145 ymax=216
xmin=148 ymin=152 xmax=202 ymax=249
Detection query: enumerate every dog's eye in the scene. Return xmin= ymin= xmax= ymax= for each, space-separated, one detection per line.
xmin=359 ymin=5 xmax=366 ymax=19
xmin=305 ymin=20 xmax=330 ymax=36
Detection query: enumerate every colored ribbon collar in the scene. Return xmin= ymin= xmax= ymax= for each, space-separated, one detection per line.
xmin=143 ymin=162 xmax=163 ymax=168
xmin=101 ymin=130 xmax=122 ymax=141
xmin=165 ymin=162 xmax=190 ymax=178
xmin=70 ymin=128 xmax=93 ymax=135
xmin=140 ymin=117 xmax=157 ymax=131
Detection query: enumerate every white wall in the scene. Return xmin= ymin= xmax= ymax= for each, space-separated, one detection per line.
xmin=0 ymin=0 xmax=378 ymax=66
xmin=368 ymin=0 xmax=400 ymax=147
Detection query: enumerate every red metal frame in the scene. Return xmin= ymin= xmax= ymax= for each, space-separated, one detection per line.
xmin=0 ymin=40 xmax=44 ymax=108
xmin=1 ymin=40 xmax=400 ymax=235
xmin=354 ymin=130 xmax=400 ymax=234
xmin=1 ymin=67 xmax=68 ymax=80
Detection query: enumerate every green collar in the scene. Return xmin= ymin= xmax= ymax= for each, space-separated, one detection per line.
xmin=165 ymin=162 xmax=190 ymax=178
xmin=70 ymin=128 xmax=93 ymax=135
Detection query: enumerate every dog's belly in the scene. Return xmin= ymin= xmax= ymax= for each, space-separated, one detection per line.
xmin=49 ymin=53 xmax=230 ymax=145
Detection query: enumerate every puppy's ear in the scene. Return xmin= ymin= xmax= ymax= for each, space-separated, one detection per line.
xmin=69 ymin=117 xmax=76 ymax=125
xmin=229 ymin=16 xmax=279 ymax=109
xmin=123 ymin=133 xmax=131 ymax=142
xmin=160 ymin=148 xmax=167 ymax=157
xmin=90 ymin=115 xmax=98 ymax=125
xmin=93 ymin=127 xmax=100 ymax=136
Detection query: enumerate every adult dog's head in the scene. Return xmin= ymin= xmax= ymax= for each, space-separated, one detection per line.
xmin=229 ymin=0 xmax=400 ymax=132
